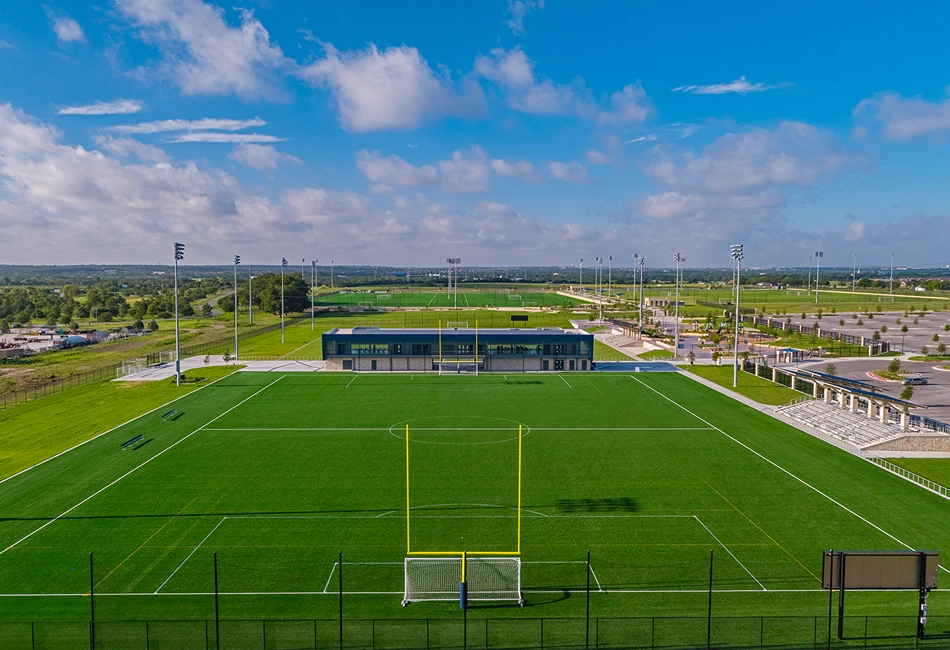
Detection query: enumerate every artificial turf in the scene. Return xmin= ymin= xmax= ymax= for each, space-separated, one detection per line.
xmin=1 ymin=370 xmax=949 ymax=647
xmin=316 ymin=290 xmax=581 ymax=308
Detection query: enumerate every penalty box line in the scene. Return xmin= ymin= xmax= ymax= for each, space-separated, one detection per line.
xmin=628 ymin=375 xmax=950 ymax=577
xmin=0 ymin=377 xmax=285 ymax=560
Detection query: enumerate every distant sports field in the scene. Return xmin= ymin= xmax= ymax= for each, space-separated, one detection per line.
xmin=2 ymin=371 xmax=949 ymax=647
xmin=316 ymin=290 xmax=581 ymax=308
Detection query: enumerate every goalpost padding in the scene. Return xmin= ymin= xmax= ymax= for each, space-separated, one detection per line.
xmin=403 ymin=557 xmax=522 ymax=605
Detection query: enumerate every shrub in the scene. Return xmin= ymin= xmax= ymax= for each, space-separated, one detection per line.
xmin=857 ymin=319 xmax=864 ymax=326
xmin=900 ymin=385 xmax=914 ymax=401
xmin=825 ymin=362 xmax=837 ymax=375
xmin=839 ymin=319 xmax=845 ymax=326
xmin=921 ymin=346 xmax=929 ymax=355
xmin=887 ymin=359 xmax=902 ymax=374
xmin=881 ymin=325 xmax=888 ymax=333
xmin=901 ymin=325 xmax=908 ymax=333
xmin=935 ymin=333 xmax=941 ymax=343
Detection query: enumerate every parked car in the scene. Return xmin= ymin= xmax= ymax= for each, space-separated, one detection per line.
xmin=902 ymin=376 xmax=928 ymax=385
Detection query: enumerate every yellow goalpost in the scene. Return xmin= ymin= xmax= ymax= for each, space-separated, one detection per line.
xmin=437 ymin=320 xmax=481 ymax=375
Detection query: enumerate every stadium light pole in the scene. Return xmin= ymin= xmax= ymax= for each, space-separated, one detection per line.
xmin=673 ymin=253 xmax=683 ymax=359
xmin=851 ymin=253 xmax=858 ymax=293
xmin=331 ymin=260 xmax=334 ymax=290
xmin=890 ymin=252 xmax=894 ymax=294
xmin=248 ymin=266 xmax=253 ymax=326
xmin=608 ymin=255 xmax=612 ymax=303
xmin=814 ymin=251 xmax=823 ymax=304
xmin=579 ymin=258 xmax=583 ymax=293
xmin=311 ymin=260 xmax=316 ymax=331
xmin=807 ymin=255 xmax=812 ymax=293
xmin=638 ymin=255 xmax=645 ymax=338
xmin=233 ymin=255 xmax=240 ymax=361
xmin=731 ymin=244 xmax=744 ymax=388
xmin=595 ymin=256 xmax=603 ymax=322
xmin=173 ymin=242 xmax=185 ymax=386
xmin=281 ymin=258 xmax=287 ymax=344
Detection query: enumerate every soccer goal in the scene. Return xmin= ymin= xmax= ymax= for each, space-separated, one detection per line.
xmin=508 ymin=294 xmax=522 ymax=301
xmin=446 ymin=321 xmax=469 ymax=329
xmin=117 ymin=358 xmax=146 ymax=378
xmin=357 ymin=301 xmax=374 ymax=307
xmin=158 ymin=351 xmax=175 ymax=365
xmin=377 ymin=293 xmax=391 ymax=300
xmin=878 ymin=296 xmax=895 ymax=302
xmin=403 ymin=556 xmax=522 ymax=606
xmin=521 ymin=302 xmax=538 ymax=308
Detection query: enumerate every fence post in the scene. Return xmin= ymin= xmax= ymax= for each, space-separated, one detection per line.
xmin=586 ymin=550 xmax=591 ymax=649
xmin=339 ymin=551 xmax=343 ymax=650
xmin=89 ymin=552 xmax=95 ymax=650
xmin=214 ymin=552 xmax=220 ymax=650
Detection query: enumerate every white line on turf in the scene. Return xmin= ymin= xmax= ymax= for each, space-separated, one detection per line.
xmin=200 ymin=426 xmax=712 ymax=432
xmin=0 ymin=369 xmax=238 ymax=488
xmin=156 ymin=517 xmax=228 ymax=593
xmin=588 ymin=563 xmax=603 ymax=592
xmin=280 ymin=338 xmax=322 ymax=359
xmin=559 ymin=375 xmax=572 ymax=388
xmin=322 ymin=562 xmax=337 ymax=593
xmin=345 ymin=375 xmax=357 ymax=388
xmin=628 ymin=374 xmax=950 ymax=576
xmin=693 ymin=516 xmax=765 ymax=591
xmin=0 ymin=376 xmax=284 ymax=558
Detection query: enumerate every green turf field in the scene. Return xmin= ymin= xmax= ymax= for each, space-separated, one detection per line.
xmin=2 ymin=370 xmax=950 ymax=648
xmin=316 ymin=290 xmax=581 ymax=308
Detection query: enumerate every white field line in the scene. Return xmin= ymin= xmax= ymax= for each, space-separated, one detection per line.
xmin=588 ymin=563 xmax=603 ymax=592
xmin=345 ymin=375 xmax=357 ymax=388
xmin=202 ymin=426 xmax=713 ymax=432
xmin=0 ymin=369 xmax=238 ymax=487
xmin=628 ymin=374 xmax=950 ymax=576
xmin=426 ymin=293 xmax=438 ymax=307
xmin=693 ymin=516 xmax=765 ymax=591
xmin=322 ymin=562 xmax=337 ymax=593
xmin=0 ymin=376 xmax=284 ymax=558
xmin=559 ymin=375 xmax=572 ymax=388
xmin=155 ymin=517 xmax=227 ymax=593
xmin=204 ymin=428 xmax=388 ymax=432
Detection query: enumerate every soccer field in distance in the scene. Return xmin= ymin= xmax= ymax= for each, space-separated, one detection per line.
xmin=1 ymin=370 xmax=949 ymax=647
xmin=316 ymin=290 xmax=581 ymax=308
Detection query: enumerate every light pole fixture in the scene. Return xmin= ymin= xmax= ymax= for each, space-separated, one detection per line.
xmin=311 ymin=260 xmax=316 ymax=331
xmin=331 ymin=260 xmax=334 ymax=290
xmin=579 ymin=258 xmax=583 ymax=293
xmin=814 ymin=251 xmax=823 ymax=304
xmin=248 ymin=266 xmax=253 ymax=326
xmin=608 ymin=255 xmax=612 ymax=303
xmin=281 ymin=258 xmax=287 ymax=344
xmin=173 ymin=242 xmax=185 ymax=386
xmin=595 ymin=256 xmax=603 ymax=322
xmin=730 ymin=244 xmax=744 ymax=388
xmin=852 ymin=253 xmax=857 ymax=292
xmin=446 ymin=258 xmax=461 ymax=308
xmin=636 ymin=254 xmax=645 ymax=338
xmin=673 ymin=253 xmax=683 ymax=358
xmin=807 ymin=255 xmax=812 ymax=293
xmin=233 ymin=255 xmax=240 ymax=361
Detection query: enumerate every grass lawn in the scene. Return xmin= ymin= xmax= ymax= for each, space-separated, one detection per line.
xmin=593 ymin=340 xmax=631 ymax=360
xmin=687 ymin=364 xmax=803 ymax=406
xmin=0 ymin=366 xmax=240 ymax=480
xmin=638 ymin=348 xmax=674 ymax=360
xmin=890 ymin=459 xmax=950 ymax=488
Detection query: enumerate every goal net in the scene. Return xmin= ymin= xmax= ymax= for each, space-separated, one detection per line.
xmin=159 ymin=351 xmax=175 ymax=364
xmin=117 ymin=358 xmax=146 ymax=378
xmin=357 ymin=301 xmax=374 ymax=307
xmin=508 ymin=294 xmax=522 ymax=301
xmin=446 ymin=321 xmax=469 ymax=329
xmin=403 ymin=557 xmax=522 ymax=605
xmin=377 ymin=293 xmax=391 ymax=300
xmin=521 ymin=302 xmax=538 ymax=308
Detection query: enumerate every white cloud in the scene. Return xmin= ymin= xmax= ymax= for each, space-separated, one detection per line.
xmin=229 ymin=144 xmax=302 ymax=170
xmin=355 ymin=150 xmax=438 ymax=188
xmin=57 ymin=99 xmax=146 ymax=115
xmin=93 ymin=135 xmax=170 ymax=163
xmin=46 ymin=9 xmax=86 ymax=45
xmin=844 ymin=220 xmax=868 ymax=242
xmin=643 ymin=121 xmax=867 ymax=194
xmin=672 ymin=76 xmax=784 ymax=95
xmin=109 ymin=117 xmax=266 ymax=134
xmin=171 ymin=133 xmax=284 ymax=143
xmin=301 ymin=43 xmax=483 ymax=132
xmin=586 ymin=149 xmax=612 ymax=165
xmin=625 ymin=134 xmax=658 ymax=144
xmin=475 ymin=47 xmax=651 ymax=123
xmin=548 ymin=161 xmax=587 ymax=183
xmin=490 ymin=158 xmax=538 ymax=180
xmin=855 ymin=89 xmax=950 ymax=140
xmin=0 ymin=40 xmax=16 ymax=50
xmin=116 ymin=0 xmax=290 ymax=99
xmin=438 ymin=147 xmax=491 ymax=193
xmin=505 ymin=0 xmax=544 ymax=35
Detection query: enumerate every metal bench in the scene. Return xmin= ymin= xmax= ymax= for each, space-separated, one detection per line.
xmin=121 ymin=434 xmax=144 ymax=450
xmin=161 ymin=409 xmax=178 ymax=421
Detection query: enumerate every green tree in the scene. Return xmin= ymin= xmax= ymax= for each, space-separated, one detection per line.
xmin=921 ymin=346 xmax=929 ymax=355
xmin=880 ymin=325 xmax=888 ymax=333
xmin=887 ymin=359 xmax=902 ymax=374
xmin=901 ymin=325 xmax=908 ymax=333
xmin=0 ymin=319 xmax=9 ymax=333
xmin=201 ymin=303 xmax=213 ymax=318
xmin=148 ymin=320 xmax=159 ymax=332
xmin=938 ymin=343 xmax=947 ymax=355
xmin=934 ymin=333 xmax=941 ymax=343
xmin=687 ymin=350 xmax=695 ymax=365
xmin=872 ymin=331 xmax=880 ymax=341
xmin=825 ymin=362 xmax=837 ymax=375
xmin=900 ymin=385 xmax=914 ymax=401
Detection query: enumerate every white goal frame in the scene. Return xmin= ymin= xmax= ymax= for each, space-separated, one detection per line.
xmin=402 ymin=556 xmax=523 ymax=606
xmin=446 ymin=321 xmax=469 ymax=329
xmin=508 ymin=294 xmax=522 ymax=301
xmin=158 ymin=351 xmax=175 ymax=365
xmin=117 ymin=358 xmax=146 ymax=378
xmin=357 ymin=301 xmax=374 ymax=307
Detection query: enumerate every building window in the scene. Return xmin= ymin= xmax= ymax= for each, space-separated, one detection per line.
xmin=393 ymin=344 xmax=402 ymax=355
xmin=336 ymin=343 xmax=346 ymax=355
xmin=411 ymin=343 xmax=431 ymax=355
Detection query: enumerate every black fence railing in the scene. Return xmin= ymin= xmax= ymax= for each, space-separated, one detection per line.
xmin=2 ymin=615 xmax=948 ymax=649
xmin=0 ymin=317 xmax=308 ymax=410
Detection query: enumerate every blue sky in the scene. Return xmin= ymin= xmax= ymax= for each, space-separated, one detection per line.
xmin=1 ymin=1 xmax=949 ymax=268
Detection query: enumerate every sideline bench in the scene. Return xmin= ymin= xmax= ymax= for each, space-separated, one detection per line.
xmin=121 ymin=434 xmax=144 ymax=450
xmin=161 ymin=409 xmax=178 ymax=421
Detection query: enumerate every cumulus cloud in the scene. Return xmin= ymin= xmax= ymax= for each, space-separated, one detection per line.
xmin=301 ymin=43 xmax=483 ymax=132
xmin=356 ymin=150 xmax=438 ymax=190
xmin=170 ymin=133 xmax=284 ymax=143
xmin=438 ymin=147 xmax=491 ymax=193
xmin=109 ymin=117 xmax=266 ymax=134
xmin=229 ymin=144 xmax=302 ymax=170
xmin=58 ymin=99 xmax=145 ymax=115
xmin=46 ymin=8 xmax=86 ymax=45
xmin=855 ymin=89 xmax=950 ymax=140
xmin=505 ymin=0 xmax=544 ymax=35
xmin=548 ymin=161 xmax=587 ymax=183
xmin=475 ymin=47 xmax=651 ymax=124
xmin=490 ymin=158 xmax=538 ymax=180
xmin=586 ymin=149 xmax=612 ymax=165
xmin=672 ymin=76 xmax=785 ymax=95
xmin=93 ymin=135 xmax=170 ymax=163
xmin=116 ymin=0 xmax=290 ymax=99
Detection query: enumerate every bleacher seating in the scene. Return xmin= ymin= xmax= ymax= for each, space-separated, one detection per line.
xmin=777 ymin=399 xmax=906 ymax=449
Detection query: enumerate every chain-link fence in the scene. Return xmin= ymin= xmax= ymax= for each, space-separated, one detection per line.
xmin=1 ymin=615 xmax=947 ymax=649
